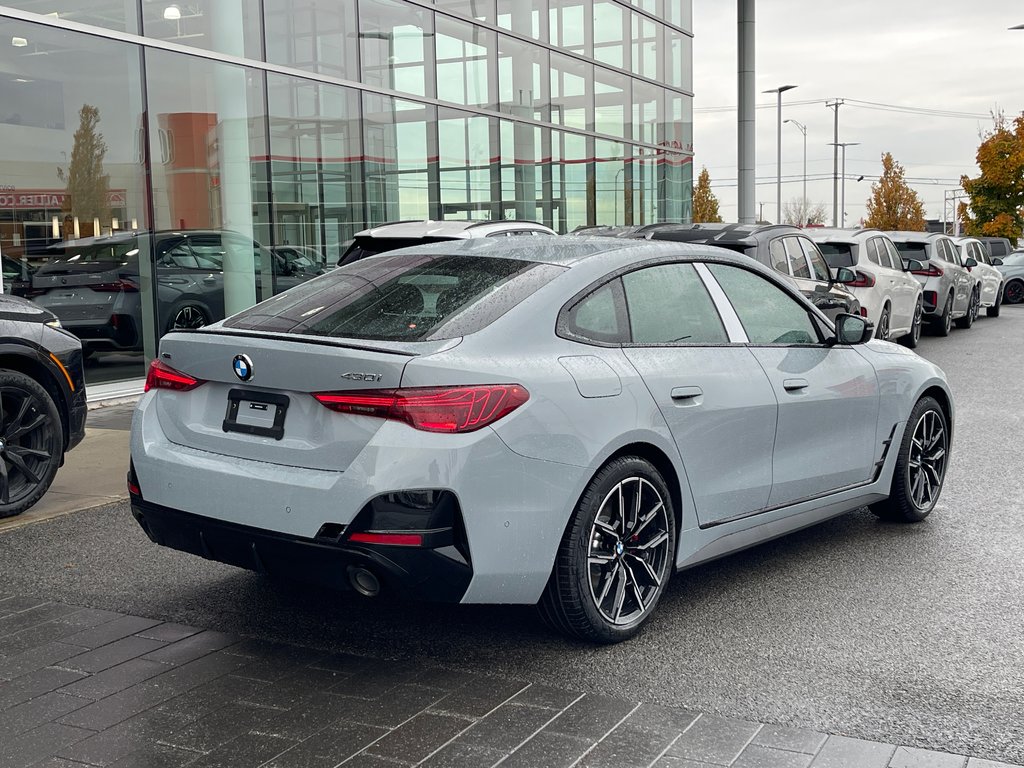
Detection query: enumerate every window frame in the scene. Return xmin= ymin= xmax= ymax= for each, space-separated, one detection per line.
xmin=619 ymin=261 xmax=730 ymax=347
xmin=782 ymin=236 xmax=812 ymax=280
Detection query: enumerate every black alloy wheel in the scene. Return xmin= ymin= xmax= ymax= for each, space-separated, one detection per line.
xmin=900 ymin=298 xmax=923 ymax=349
xmin=955 ymin=290 xmax=979 ymax=329
xmin=539 ymin=457 xmax=675 ymax=643
xmin=932 ymin=293 xmax=953 ymax=337
xmin=0 ymin=371 xmax=63 ymax=518
xmin=875 ymin=307 xmax=891 ymax=341
xmin=169 ymin=305 xmax=209 ymax=332
xmin=871 ymin=396 xmax=948 ymax=523
xmin=1004 ymin=279 xmax=1024 ymax=305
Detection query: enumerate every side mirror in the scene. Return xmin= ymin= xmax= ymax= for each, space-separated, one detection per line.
xmin=964 ymin=256 xmax=978 ymax=271
xmin=902 ymin=258 xmax=925 ymax=273
xmin=992 ymin=257 xmax=1004 ymax=266
xmin=833 ymin=266 xmax=857 ymax=284
xmin=834 ymin=313 xmax=873 ymax=345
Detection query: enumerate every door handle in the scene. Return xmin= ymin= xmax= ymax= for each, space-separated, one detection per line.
xmin=203 ymin=276 xmax=217 ymax=284
xmin=670 ymin=386 xmax=703 ymax=401
xmin=783 ymin=378 xmax=809 ymax=391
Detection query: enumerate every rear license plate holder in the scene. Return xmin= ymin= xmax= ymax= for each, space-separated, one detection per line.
xmin=223 ymin=389 xmax=288 ymax=440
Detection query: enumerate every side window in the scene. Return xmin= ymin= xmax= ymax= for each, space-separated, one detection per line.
xmin=940 ymin=240 xmax=959 ymax=266
xmin=868 ymin=238 xmax=884 ymax=265
xmin=621 ymin=263 xmax=728 ymax=344
xmin=883 ymin=239 xmax=903 ymax=270
xmin=707 ymin=264 xmax=820 ymax=345
xmin=157 ymin=239 xmax=197 ymax=269
xmin=188 ymin=237 xmax=227 ymax=270
xmin=561 ymin=280 xmax=628 ymax=344
xmin=768 ymin=239 xmax=790 ymax=274
xmin=784 ymin=237 xmax=811 ymax=279
xmin=875 ymin=238 xmax=895 ymax=269
xmin=800 ymin=238 xmax=831 ymax=282
xmin=974 ymin=244 xmax=989 ymax=265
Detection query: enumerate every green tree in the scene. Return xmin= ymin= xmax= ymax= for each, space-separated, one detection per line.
xmin=959 ymin=113 xmax=1024 ymax=239
xmin=57 ymin=104 xmax=111 ymax=226
xmin=863 ymin=152 xmax=926 ymax=231
xmin=691 ymin=167 xmax=723 ymax=223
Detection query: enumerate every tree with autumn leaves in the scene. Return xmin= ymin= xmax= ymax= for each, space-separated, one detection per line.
xmin=57 ymin=104 xmax=111 ymax=228
xmin=863 ymin=153 xmax=927 ymax=231
xmin=691 ymin=167 xmax=723 ymax=223
xmin=959 ymin=114 xmax=1024 ymax=239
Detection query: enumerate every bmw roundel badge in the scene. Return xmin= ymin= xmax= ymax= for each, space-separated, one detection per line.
xmin=232 ymin=354 xmax=254 ymax=382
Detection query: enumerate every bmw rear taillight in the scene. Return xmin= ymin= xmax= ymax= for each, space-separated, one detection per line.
xmin=144 ymin=359 xmax=205 ymax=392
xmin=911 ymin=262 xmax=943 ymax=277
xmin=848 ymin=270 xmax=875 ymax=288
xmin=89 ymin=278 xmax=139 ymax=292
xmin=312 ymin=385 xmax=529 ymax=433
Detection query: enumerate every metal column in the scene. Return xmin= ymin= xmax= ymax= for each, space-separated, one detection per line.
xmin=737 ymin=0 xmax=756 ymax=224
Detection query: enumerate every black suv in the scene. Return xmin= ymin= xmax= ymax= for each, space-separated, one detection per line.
xmin=0 ymin=293 xmax=86 ymax=517
xmin=635 ymin=223 xmax=861 ymax=321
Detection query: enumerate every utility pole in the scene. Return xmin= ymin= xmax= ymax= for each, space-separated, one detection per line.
xmin=827 ymin=99 xmax=844 ymax=226
xmin=758 ymin=202 xmax=765 ymax=223
xmin=828 ymin=142 xmax=860 ymax=227
xmin=765 ymin=85 xmax=798 ymax=225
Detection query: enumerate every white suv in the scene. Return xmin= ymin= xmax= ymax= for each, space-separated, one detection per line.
xmin=338 ymin=220 xmax=556 ymax=266
xmin=809 ymin=229 xmax=924 ymax=347
xmin=955 ymin=237 xmax=1004 ymax=317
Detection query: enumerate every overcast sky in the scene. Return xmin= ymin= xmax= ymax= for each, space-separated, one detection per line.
xmin=692 ymin=1 xmax=1024 ymax=226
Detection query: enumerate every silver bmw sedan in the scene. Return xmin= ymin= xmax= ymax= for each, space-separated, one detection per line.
xmin=129 ymin=238 xmax=953 ymax=643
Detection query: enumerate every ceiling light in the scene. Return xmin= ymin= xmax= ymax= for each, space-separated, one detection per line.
xmin=11 ymin=37 xmax=27 ymax=47
xmin=163 ymin=5 xmax=181 ymax=20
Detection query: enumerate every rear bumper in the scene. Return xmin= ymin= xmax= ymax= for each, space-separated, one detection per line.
xmin=130 ymin=495 xmax=473 ymax=602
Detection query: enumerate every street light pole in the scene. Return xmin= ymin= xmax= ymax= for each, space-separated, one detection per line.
xmin=828 ymin=141 xmax=860 ymax=227
xmin=764 ymin=85 xmax=797 ymax=224
xmin=785 ymin=119 xmax=807 ymax=224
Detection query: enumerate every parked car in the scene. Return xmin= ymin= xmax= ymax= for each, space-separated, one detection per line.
xmin=128 ymin=238 xmax=952 ymax=643
xmin=631 ymin=223 xmax=861 ymax=321
xmin=975 ymin=236 xmax=1014 ymax=260
xmin=955 ymin=237 xmax=1004 ymax=317
xmin=996 ymin=251 xmax=1024 ymax=304
xmin=2 ymin=255 xmax=34 ymax=299
xmin=338 ymin=220 xmax=557 ymax=266
xmin=887 ymin=232 xmax=980 ymax=335
xmin=808 ymin=228 xmax=924 ymax=346
xmin=30 ymin=231 xmax=323 ymax=355
xmin=0 ymin=293 xmax=86 ymax=517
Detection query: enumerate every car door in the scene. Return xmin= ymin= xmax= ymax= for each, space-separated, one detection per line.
xmin=704 ymin=262 xmax=881 ymax=509
xmin=970 ymin=243 xmax=1001 ymax=305
xmin=939 ymin=239 xmax=971 ymax=313
xmin=615 ymin=262 xmax=778 ymax=526
xmin=881 ymin=237 xmax=919 ymax=332
xmin=800 ymin=237 xmax=856 ymax=319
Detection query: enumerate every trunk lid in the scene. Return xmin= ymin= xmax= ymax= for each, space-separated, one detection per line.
xmin=152 ymin=329 xmax=456 ymax=471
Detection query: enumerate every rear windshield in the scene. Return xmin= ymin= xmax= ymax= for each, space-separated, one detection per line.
xmin=893 ymin=242 xmax=928 ymax=258
xmin=224 ymin=253 xmax=565 ymax=341
xmin=338 ymin=236 xmax=458 ymax=267
xmin=45 ymin=238 xmax=139 ymax=266
xmin=817 ymin=243 xmax=855 ymax=268
xmin=1001 ymin=252 xmax=1024 ymax=266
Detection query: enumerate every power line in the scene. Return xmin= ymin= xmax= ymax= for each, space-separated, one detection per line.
xmin=694 ymin=96 xmax=992 ymax=121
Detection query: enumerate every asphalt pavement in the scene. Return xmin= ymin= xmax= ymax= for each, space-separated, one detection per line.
xmin=1 ymin=307 xmax=1022 ymax=764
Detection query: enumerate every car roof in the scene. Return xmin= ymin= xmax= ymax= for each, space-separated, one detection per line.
xmin=369 ymin=234 xmax=764 ymax=269
xmin=805 ymin=227 xmax=883 ymax=243
xmin=641 ymin=222 xmax=801 ymax=246
xmin=884 ymin=231 xmax=947 ymax=242
xmin=354 ymin=219 xmax=556 ymax=239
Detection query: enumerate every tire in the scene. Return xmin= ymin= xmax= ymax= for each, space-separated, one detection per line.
xmin=167 ymin=304 xmax=209 ymax=333
xmin=930 ymin=293 xmax=953 ymax=337
xmin=987 ymin=285 xmax=1002 ymax=318
xmin=955 ymin=289 xmax=979 ymax=329
xmin=874 ymin=306 xmax=891 ymax=341
xmin=899 ymin=298 xmax=923 ymax=349
xmin=871 ymin=396 xmax=948 ymax=523
xmin=0 ymin=370 xmax=63 ymax=518
xmin=538 ymin=457 xmax=676 ymax=643
xmin=1004 ymin=279 xmax=1024 ymax=305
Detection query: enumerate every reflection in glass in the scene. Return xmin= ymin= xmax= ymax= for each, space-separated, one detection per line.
xmin=593 ymin=1 xmax=627 ymax=70
xmin=267 ymin=75 xmax=364 ymax=267
xmin=497 ymin=34 xmax=548 ymax=121
xmin=0 ymin=1 xmax=139 ymax=34
xmin=436 ymin=16 xmax=495 ymax=109
xmin=499 ymin=121 xmax=547 ymax=224
xmin=594 ymin=66 xmax=627 ymax=138
xmin=594 ymin=139 xmax=626 ymax=226
xmin=141 ymin=0 xmax=262 ymax=59
xmin=264 ymin=0 xmax=358 ymax=79
xmin=438 ymin=109 xmax=494 ymax=219
xmin=550 ymin=52 xmax=591 ymax=133
xmin=665 ymin=29 xmax=693 ymax=91
xmin=0 ymin=18 xmax=147 ymax=384
xmin=434 ymin=0 xmax=495 ymax=23
xmin=359 ymin=0 xmax=434 ymax=99
xmin=362 ymin=93 xmax=436 ymax=222
xmin=496 ymin=0 xmax=547 ymax=41
xmin=632 ymin=12 xmax=659 ymax=81
xmin=549 ymin=0 xmax=589 ymax=56
xmin=552 ymin=130 xmax=590 ymax=233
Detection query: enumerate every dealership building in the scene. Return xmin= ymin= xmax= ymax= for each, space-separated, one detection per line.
xmin=0 ymin=1 xmax=694 ymax=387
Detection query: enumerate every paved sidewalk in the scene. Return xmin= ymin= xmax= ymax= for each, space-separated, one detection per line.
xmin=0 ymin=595 xmax=1016 ymax=768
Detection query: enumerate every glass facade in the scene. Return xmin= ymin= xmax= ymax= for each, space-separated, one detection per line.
xmin=0 ymin=1 xmax=693 ymax=385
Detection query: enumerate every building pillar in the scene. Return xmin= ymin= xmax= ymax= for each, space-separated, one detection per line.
xmin=737 ymin=0 xmax=756 ymax=224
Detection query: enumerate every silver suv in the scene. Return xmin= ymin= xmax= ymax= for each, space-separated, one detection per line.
xmin=338 ymin=220 xmax=556 ymax=266
xmin=887 ymin=232 xmax=980 ymax=336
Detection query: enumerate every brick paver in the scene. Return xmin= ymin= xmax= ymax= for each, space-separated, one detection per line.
xmin=0 ymin=596 xmax=1018 ymax=768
